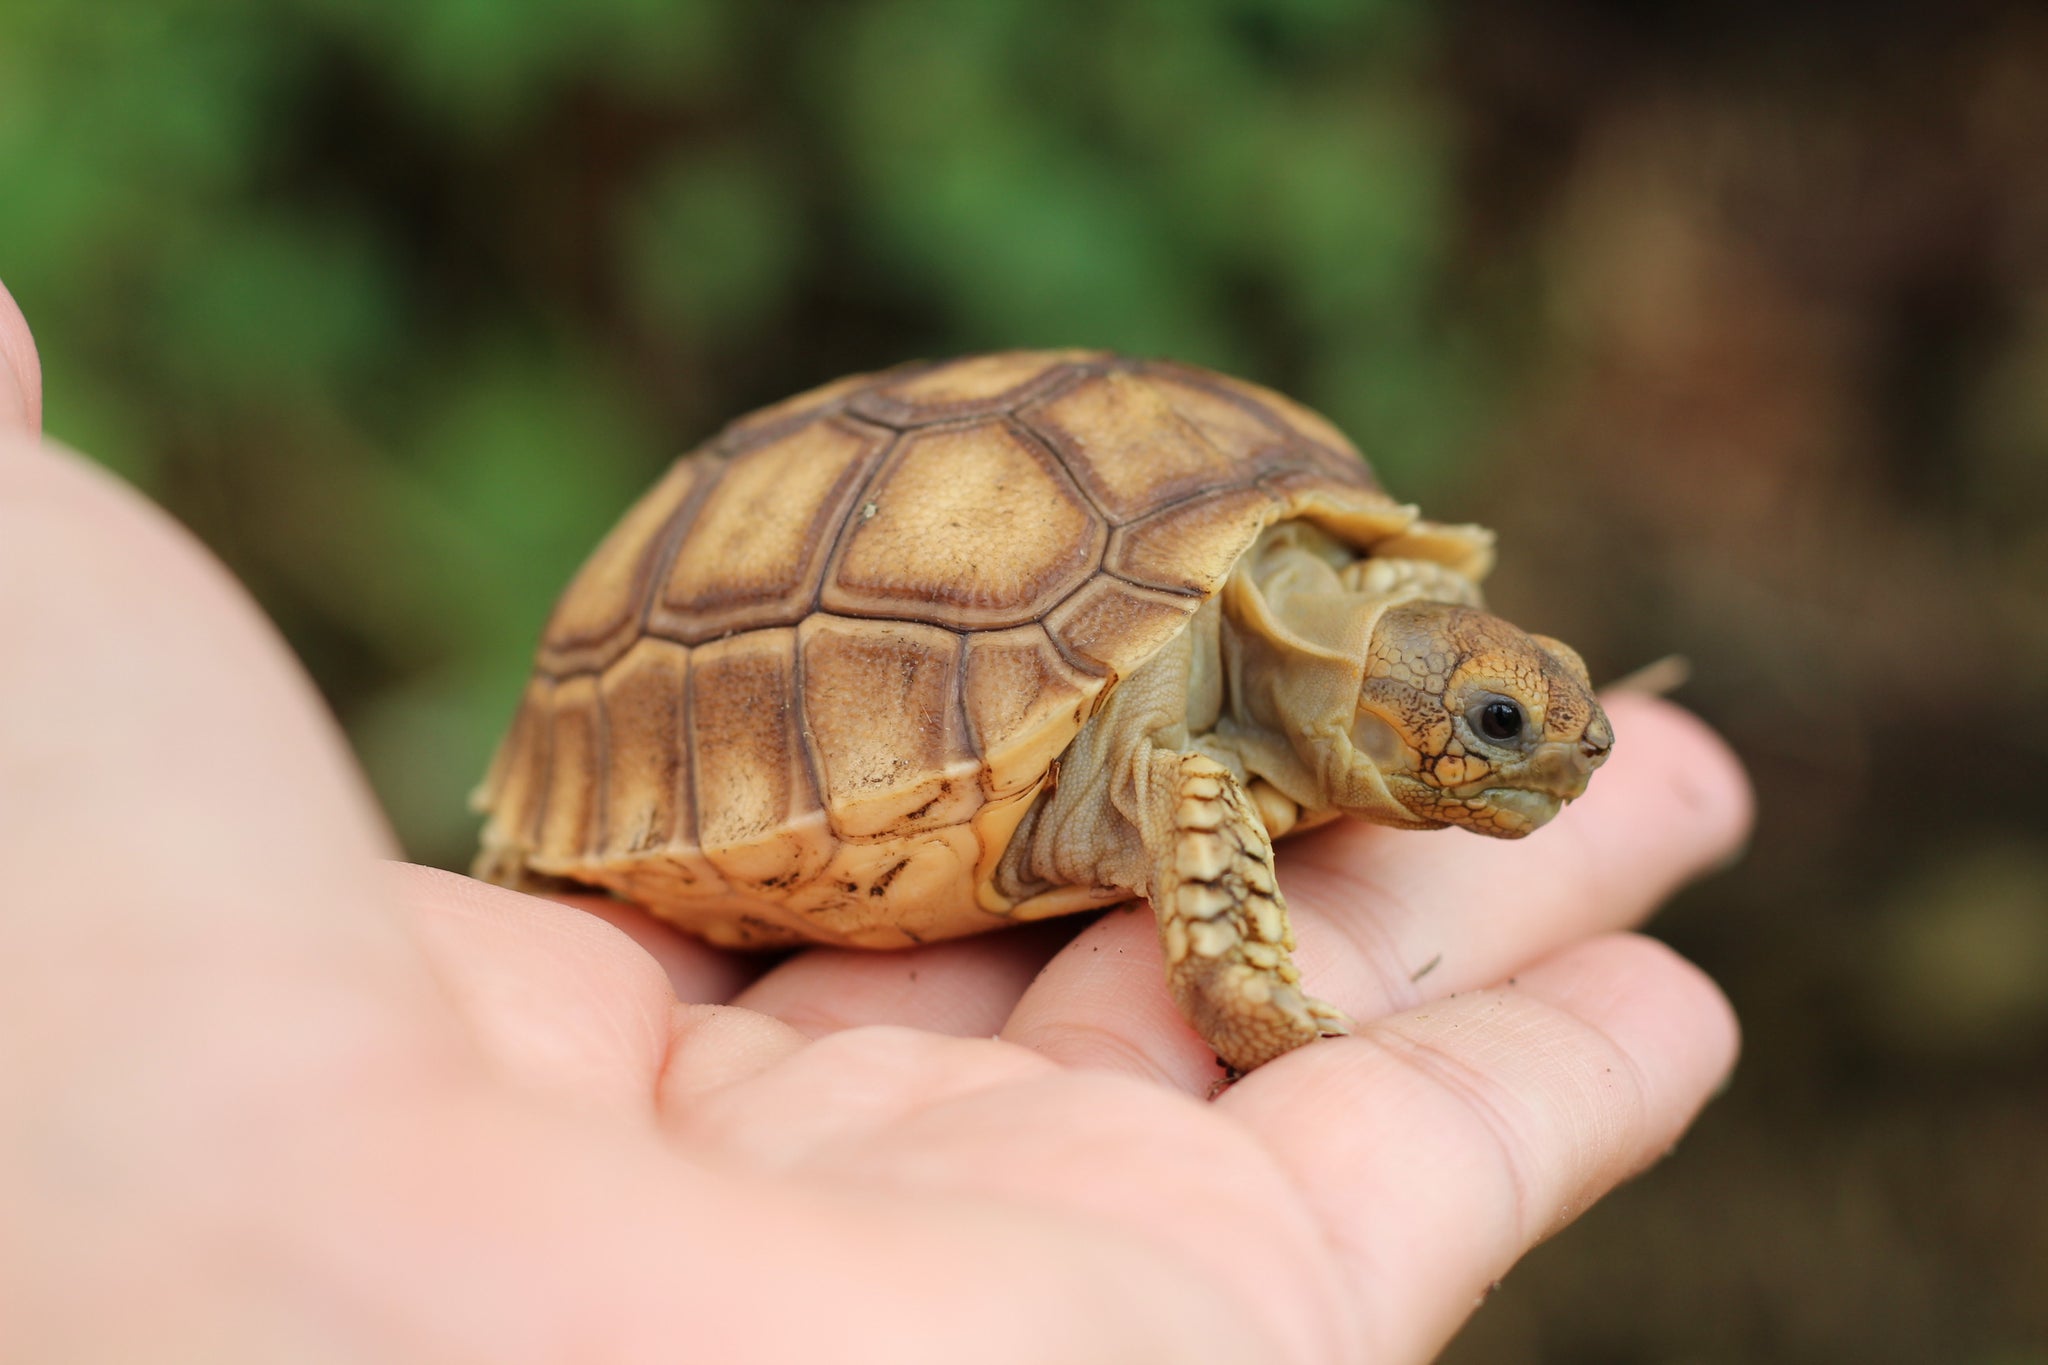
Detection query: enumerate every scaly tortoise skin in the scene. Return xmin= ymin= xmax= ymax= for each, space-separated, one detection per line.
xmin=475 ymin=350 xmax=1614 ymax=1071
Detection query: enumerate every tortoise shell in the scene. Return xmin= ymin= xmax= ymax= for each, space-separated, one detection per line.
xmin=474 ymin=351 xmax=1493 ymax=949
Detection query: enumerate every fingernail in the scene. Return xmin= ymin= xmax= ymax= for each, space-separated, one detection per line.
xmin=0 ymin=278 xmax=43 ymax=435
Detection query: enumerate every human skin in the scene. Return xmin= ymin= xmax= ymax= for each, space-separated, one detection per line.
xmin=0 ymin=286 xmax=1749 ymax=1364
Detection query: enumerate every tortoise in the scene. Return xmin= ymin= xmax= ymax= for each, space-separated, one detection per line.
xmin=474 ymin=350 xmax=1613 ymax=1071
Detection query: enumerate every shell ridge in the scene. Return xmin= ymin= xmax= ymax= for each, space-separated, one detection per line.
xmin=1113 ymin=480 xmax=1290 ymax=540
xmin=952 ymin=624 xmax=979 ymax=778
xmin=1098 ymin=566 xmax=1215 ymax=600
xmin=589 ymin=673 xmax=613 ymax=860
xmin=789 ymin=619 xmax=834 ymax=857
xmin=945 ymin=613 xmax=981 ymax=799
xmin=1010 ymin=406 xmax=1119 ymax=530
xmin=712 ymin=362 xmax=918 ymax=451
xmin=523 ymin=679 xmax=557 ymax=852
xmin=1035 ymin=589 xmax=1114 ymax=680
xmin=819 ymin=416 xmax=1104 ymax=627
xmin=1002 ymin=413 xmax=1117 ymax=542
xmin=806 ymin=421 xmax=907 ymax=627
xmin=1131 ymin=360 xmax=1294 ymax=440
xmin=677 ymin=635 xmax=703 ymax=858
xmin=1165 ymin=417 xmax=1244 ymax=477
xmin=849 ymin=351 xmax=1102 ymax=428
xmin=1139 ymin=369 xmax=1300 ymax=485
xmin=622 ymin=451 xmax=732 ymax=669
xmin=999 ymin=360 xmax=1098 ymax=417
xmin=655 ymin=417 xmax=898 ymax=641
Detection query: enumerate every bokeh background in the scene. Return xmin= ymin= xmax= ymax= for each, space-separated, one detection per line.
xmin=6 ymin=0 xmax=2045 ymax=1358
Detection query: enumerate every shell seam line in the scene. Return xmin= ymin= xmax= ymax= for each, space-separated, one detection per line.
xmin=804 ymin=419 xmax=906 ymax=628
xmin=677 ymin=630 xmax=702 ymax=858
xmin=594 ymin=450 xmax=729 ymax=681
xmin=589 ymin=676 xmax=613 ymax=861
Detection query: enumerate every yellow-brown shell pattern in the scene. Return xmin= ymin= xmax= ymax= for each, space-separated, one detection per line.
xmin=474 ymin=351 xmax=1470 ymax=949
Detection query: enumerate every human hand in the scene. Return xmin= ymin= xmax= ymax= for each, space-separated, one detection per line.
xmin=0 ymin=288 xmax=1749 ymax=1364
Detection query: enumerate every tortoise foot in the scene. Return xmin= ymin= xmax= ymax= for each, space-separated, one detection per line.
xmin=1153 ymin=754 xmax=1353 ymax=1072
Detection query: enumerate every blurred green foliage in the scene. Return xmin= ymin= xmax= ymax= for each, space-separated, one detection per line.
xmin=0 ymin=0 xmax=1486 ymax=866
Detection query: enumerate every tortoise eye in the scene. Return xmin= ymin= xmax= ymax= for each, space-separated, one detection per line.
xmin=1469 ymin=697 xmax=1526 ymax=744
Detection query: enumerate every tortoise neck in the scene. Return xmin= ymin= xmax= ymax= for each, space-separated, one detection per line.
xmin=1212 ymin=522 xmax=1480 ymax=826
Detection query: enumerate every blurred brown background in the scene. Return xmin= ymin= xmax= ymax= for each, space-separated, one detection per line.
xmin=4 ymin=0 xmax=2044 ymax=1358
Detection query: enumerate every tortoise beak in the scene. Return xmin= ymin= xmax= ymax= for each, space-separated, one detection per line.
xmin=1530 ymin=736 xmax=1607 ymax=801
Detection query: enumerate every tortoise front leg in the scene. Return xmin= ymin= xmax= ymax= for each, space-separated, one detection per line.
xmin=1149 ymin=752 xmax=1352 ymax=1072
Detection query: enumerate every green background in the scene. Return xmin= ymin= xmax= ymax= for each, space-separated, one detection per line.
xmin=5 ymin=0 xmax=2045 ymax=1358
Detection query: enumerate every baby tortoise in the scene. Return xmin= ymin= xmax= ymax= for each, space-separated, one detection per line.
xmin=475 ymin=351 xmax=1612 ymax=1071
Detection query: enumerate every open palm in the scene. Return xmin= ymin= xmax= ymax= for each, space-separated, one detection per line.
xmin=0 ymin=295 xmax=1748 ymax=1363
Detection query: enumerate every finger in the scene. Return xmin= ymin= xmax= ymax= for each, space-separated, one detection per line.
xmin=393 ymin=865 xmax=720 ymax=1115
xmin=0 ymin=443 xmax=455 ymax=1093
xmin=732 ymin=918 xmax=1079 ymax=1039
xmin=1002 ymin=696 xmax=1750 ymax=1089
xmin=662 ymin=1023 xmax=1059 ymax=1164
xmin=999 ymin=905 xmax=1208 ymax=1086
xmin=0 ymin=277 xmax=39 ymax=433
xmin=540 ymin=889 xmax=763 ymax=1004
xmin=1218 ymin=932 xmax=1738 ymax=1363
xmin=657 ymin=1001 xmax=814 ymax=1110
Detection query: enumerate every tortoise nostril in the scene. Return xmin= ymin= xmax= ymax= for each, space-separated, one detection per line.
xmin=1580 ymin=719 xmax=1614 ymax=759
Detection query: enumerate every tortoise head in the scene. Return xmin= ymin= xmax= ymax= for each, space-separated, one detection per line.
xmin=1344 ymin=602 xmax=1613 ymax=837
